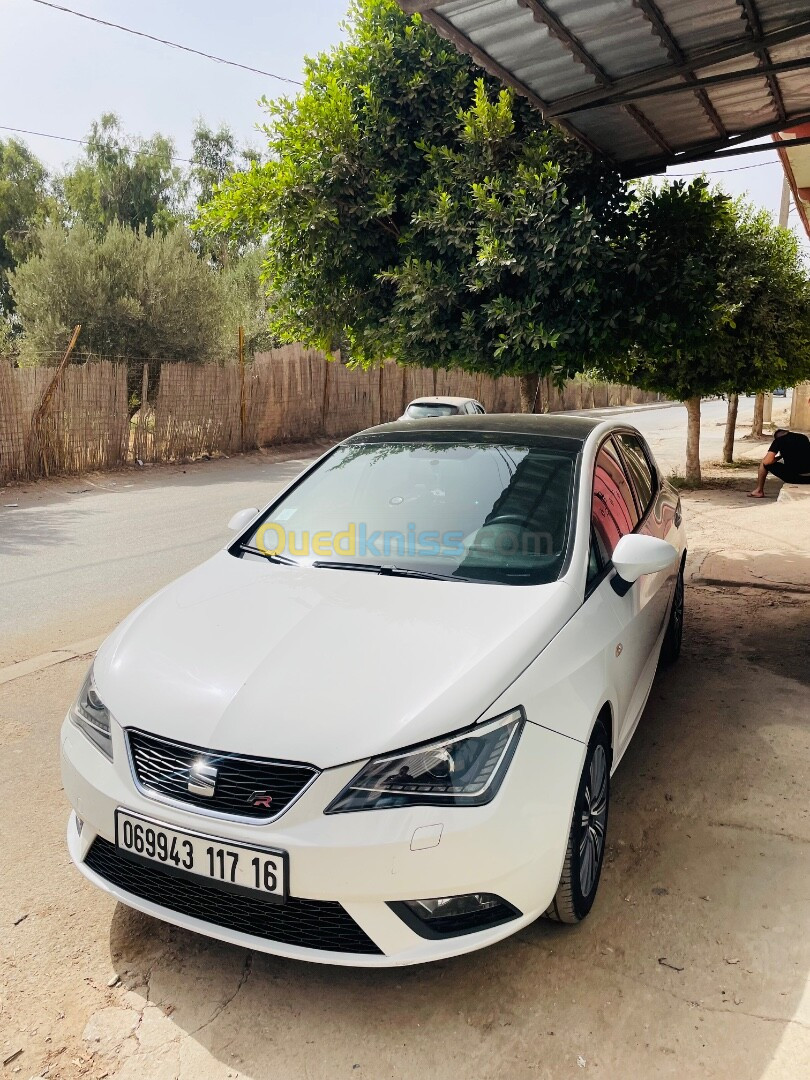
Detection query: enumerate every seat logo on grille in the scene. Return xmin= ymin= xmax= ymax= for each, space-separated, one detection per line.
xmin=249 ymin=791 xmax=273 ymax=808
xmin=188 ymin=759 xmax=218 ymax=798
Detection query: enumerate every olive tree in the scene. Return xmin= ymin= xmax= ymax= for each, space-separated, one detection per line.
xmin=10 ymin=222 xmax=228 ymax=366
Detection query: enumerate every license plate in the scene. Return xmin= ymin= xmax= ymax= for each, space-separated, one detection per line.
xmin=114 ymin=810 xmax=288 ymax=904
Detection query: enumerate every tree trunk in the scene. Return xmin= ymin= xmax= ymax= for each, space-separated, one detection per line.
xmin=684 ymin=395 xmax=702 ymax=485
xmin=519 ymin=374 xmax=540 ymax=413
xmin=723 ymin=393 xmax=738 ymax=463
xmin=751 ymin=391 xmax=765 ymax=438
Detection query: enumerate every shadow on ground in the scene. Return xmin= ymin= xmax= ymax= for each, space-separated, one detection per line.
xmin=100 ymin=585 xmax=810 ymax=1080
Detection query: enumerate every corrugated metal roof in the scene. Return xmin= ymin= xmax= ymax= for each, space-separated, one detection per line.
xmin=398 ymin=0 xmax=810 ymax=175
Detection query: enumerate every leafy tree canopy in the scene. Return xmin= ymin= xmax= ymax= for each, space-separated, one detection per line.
xmin=722 ymin=203 xmax=810 ymax=395
xmin=619 ymin=179 xmax=810 ymax=400
xmin=195 ymin=0 xmax=650 ymax=391
xmin=616 ymin=179 xmax=810 ymax=482
xmin=189 ymin=120 xmax=261 ymax=262
xmin=0 ymin=138 xmax=52 ymax=317
xmin=61 ymin=113 xmax=181 ymax=236
xmin=10 ymin=222 xmax=228 ymax=365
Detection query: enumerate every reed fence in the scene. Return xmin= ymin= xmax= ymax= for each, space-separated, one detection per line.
xmin=0 ymin=344 xmax=658 ymax=485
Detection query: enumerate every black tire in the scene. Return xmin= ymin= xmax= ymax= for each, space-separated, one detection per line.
xmin=545 ymin=720 xmax=610 ymax=925
xmin=660 ymin=567 xmax=685 ymax=665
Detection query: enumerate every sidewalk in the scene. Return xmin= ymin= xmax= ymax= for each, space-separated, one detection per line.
xmin=683 ymin=486 xmax=810 ymax=592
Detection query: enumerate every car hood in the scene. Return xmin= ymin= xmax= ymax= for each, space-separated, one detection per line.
xmin=95 ymin=551 xmax=577 ymax=769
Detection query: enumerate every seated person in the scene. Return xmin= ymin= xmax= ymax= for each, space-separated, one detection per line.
xmin=749 ymin=427 xmax=810 ymax=498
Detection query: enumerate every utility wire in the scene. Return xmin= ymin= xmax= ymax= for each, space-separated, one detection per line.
xmin=0 ymin=123 xmax=193 ymax=163
xmin=29 ymin=0 xmax=302 ymax=85
xmin=670 ymin=160 xmax=782 ymax=175
xmin=3 ymin=122 xmax=789 ymax=181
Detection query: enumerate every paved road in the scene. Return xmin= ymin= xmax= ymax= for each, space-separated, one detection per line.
xmin=0 ymin=396 xmax=785 ymax=666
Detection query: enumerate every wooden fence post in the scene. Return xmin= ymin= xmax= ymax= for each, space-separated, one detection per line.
xmin=238 ymin=325 xmax=246 ymax=451
xmin=27 ymin=324 xmax=81 ymax=477
xmin=137 ymin=363 xmax=149 ymax=462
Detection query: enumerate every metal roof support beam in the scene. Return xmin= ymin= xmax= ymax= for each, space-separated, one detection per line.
xmin=518 ymin=0 xmax=610 ymax=82
xmin=737 ymin=0 xmax=787 ymax=124
xmin=415 ymin=8 xmax=605 ymax=157
xmin=633 ymin=0 xmax=726 ymax=138
xmin=627 ymin=110 xmax=810 ymax=176
xmin=557 ymin=55 xmax=810 ymax=113
xmin=517 ymin=0 xmax=673 ymax=154
xmin=543 ymin=18 xmax=810 ymax=118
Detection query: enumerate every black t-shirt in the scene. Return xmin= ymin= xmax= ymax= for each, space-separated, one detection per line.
xmin=770 ymin=431 xmax=810 ymax=473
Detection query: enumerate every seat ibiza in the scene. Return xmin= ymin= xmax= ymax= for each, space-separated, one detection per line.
xmin=62 ymin=415 xmax=686 ymax=966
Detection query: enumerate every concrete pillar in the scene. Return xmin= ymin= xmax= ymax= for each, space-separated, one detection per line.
xmin=763 ymin=393 xmax=773 ymax=424
xmin=790 ymin=383 xmax=810 ymax=432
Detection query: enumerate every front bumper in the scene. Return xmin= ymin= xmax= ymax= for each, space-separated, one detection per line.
xmin=62 ymin=716 xmax=584 ymax=966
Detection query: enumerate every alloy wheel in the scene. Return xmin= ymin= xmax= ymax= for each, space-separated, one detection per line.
xmin=579 ymin=744 xmax=608 ymax=898
xmin=671 ymin=572 xmax=684 ymax=654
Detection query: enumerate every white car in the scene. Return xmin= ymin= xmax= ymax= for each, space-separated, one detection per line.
xmin=401 ymin=395 xmax=486 ymax=419
xmin=62 ymin=415 xmax=686 ymax=967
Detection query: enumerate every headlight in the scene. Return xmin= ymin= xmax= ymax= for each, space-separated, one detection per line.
xmin=325 ymin=708 xmax=524 ymax=813
xmin=70 ymin=666 xmax=114 ymax=761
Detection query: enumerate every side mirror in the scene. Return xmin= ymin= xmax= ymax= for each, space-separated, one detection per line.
xmin=228 ymin=507 xmax=259 ymax=533
xmin=611 ymin=534 xmax=677 ymax=591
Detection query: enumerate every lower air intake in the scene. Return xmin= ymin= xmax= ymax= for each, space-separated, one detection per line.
xmin=85 ymin=837 xmax=382 ymax=955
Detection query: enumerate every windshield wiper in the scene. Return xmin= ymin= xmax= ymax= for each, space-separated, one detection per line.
xmin=312 ymin=560 xmax=468 ymax=582
xmin=238 ymin=544 xmax=299 ymax=566
xmin=311 ymin=560 xmax=382 ymax=573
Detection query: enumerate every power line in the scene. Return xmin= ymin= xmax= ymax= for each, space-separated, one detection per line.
xmin=0 ymin=123 xmax=193 ymax=164
xmin=29 ymin=0 xmax=303 ymax=86
xmin=661 ymin=158 xmax=783 ymax=177
xmin=5 ymin=121 xmax=786 ymax=181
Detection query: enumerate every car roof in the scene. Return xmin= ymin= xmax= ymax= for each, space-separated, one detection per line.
xmin=350 ymin=412 xmax=606 ymax=445
xmin=407 ymin=396 xmax=479 ymax=407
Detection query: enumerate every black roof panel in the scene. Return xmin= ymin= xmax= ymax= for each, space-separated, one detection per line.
xmin=347 ymin=413 xmax=604 ymax=445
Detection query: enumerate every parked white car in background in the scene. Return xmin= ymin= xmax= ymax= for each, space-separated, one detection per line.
xmin=62 ymin=414 xmax=686 ymax=966
xmin=400 ymin=395 xmax=486 ymax=419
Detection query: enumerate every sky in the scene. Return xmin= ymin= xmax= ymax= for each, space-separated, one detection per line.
xmin=1 ymin=0 xmax=350 ymax=165
xmin=0 ymin=0 xmax=804 ymax=244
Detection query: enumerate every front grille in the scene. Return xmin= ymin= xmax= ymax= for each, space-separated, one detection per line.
xmin=127 ymin=729 xmax=318 ymax=821
xmin=85 ymin=838 xmax=382 ymax=955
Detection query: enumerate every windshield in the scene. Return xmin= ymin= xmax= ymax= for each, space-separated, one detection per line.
xmin=405 ymin=403 xmax=461 ymax=418
xmin=241 ymin=438 xmax=577 ymax=585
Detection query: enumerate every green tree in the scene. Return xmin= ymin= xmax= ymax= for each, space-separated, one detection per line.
xmin=221 ymin=245 xmax=279 ymax=354
xmin=720 ymin=205 xmax=810 ymax=460
xmin=10 ymin=222 xmax=228 ymax=367
xmin=189 ymin=120 xmax=260 ymax=263
xmin=196 ymin=0 xmax=645 ymax=407
xmin=619 ymin=181 xmax=810 ymax=481
xmin=61 ymin=114 xmax=181 ymax=235
xmin=616 ymin=181 xmax=747 ymax=483
xmin=0 ymin=138 xmax=51 ymax=321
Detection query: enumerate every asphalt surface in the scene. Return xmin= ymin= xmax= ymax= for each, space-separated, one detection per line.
xmin=0 ymin=395 xmax=776 ymax=668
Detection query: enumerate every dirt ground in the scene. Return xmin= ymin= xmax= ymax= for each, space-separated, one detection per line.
xmin=2 ymin=542 xmax=809 ymax=1078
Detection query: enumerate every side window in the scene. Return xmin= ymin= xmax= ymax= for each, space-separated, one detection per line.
xmin=615 ymin=433 xmax=655 ymax=516
xmin=592 ymin=441 xmax=639 ymax=559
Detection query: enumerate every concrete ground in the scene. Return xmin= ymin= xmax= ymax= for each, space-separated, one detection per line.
xmin=1 ymin=398 xmax=808 ymax=1079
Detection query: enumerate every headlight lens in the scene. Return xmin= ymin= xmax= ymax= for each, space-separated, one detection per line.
xmin=325 ymin=708 xmax=524 ymax=813
xmin=70 ymin=666 xmax=114 ymax=760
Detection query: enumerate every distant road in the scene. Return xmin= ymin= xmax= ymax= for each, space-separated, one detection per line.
xmin=0 ymin=394 xmax=780 ymax=666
